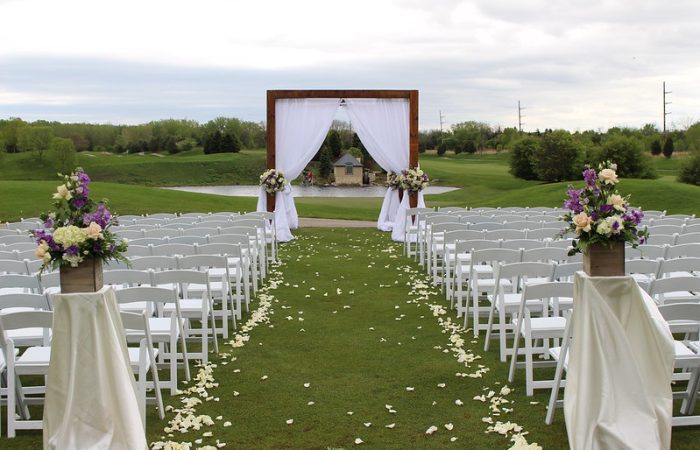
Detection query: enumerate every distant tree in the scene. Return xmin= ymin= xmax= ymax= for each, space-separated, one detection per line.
xmin=50 ymin=137 xmax=77 ymax=173
xmin=18 ymin=126 xmax=54 ymax=161
xmin=327 ymin=130 xmax=342 ymax=159
xmin=164 ymin=136 xmax=178 ymax=154
xmin=436 ymin=140 xmax=448 ymax=156
xmin=531 ymin=130 xmax=580 ymax=182
xmin=679 ymin=154 xmax=700 ymax=186
xmin=203 ymin=131 xmax=223 ymax=154
xmin=663 ymin=137 xmax=674 ymax=158
xmin=509 ymin=137 xmax=540 ymax=180
xmin=0 ymin=118 xmax=27 ymax=153
xmin=221 ymin=133 xmax=242 ymax=153
xmin=319 ymin=145 xmax=333 ymax=179
xmin=462 ymin=140 xmax=477 ymax=154
xmin=595 ymin=135 xmax=655 ymax=178
xmin=650 ymin=139 xmax=662 ymax=156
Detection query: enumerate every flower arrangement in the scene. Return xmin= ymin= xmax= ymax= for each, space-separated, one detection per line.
xmin=560 ymin=161 xmax=648 ymax=255
xmin=259 ymin=169 xmax=287 ymax=194
xmin=31 ymin=168 xmax=128 ymax=270
xmin=385 ymin=171 xmax=402 ymax=190
xmin=399 ymin=167 xmax=430 ymax=193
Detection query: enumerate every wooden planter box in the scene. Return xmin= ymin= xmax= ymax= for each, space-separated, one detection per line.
xmin=583 ymin=241 xmax=625 ymax=277
xmin=59 ymin=257 xmax=104 ymax=293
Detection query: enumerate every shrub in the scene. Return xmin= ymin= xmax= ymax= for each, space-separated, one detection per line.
xmin=650 ymin=139 xmax=662 ymax=156
xmin=594 ymin=136 xmax=656 ymax=178
xmin=679 ymin=153 xmax=700 ymax=186
xmin=531 ymin=130 xmax=581 ymax=182
xmin=436 ymin=140 xmax=448 ymax=156
xmin=663 ymin=137 xmax=674 ymax=158
xmin=509 ymin=137 xmax=540 ymax=180
xmin=462 ymin=140 xmax=477 ymax=154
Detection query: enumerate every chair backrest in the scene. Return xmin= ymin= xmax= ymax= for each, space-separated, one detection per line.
xmin=0 ymin=229 xmax=19 ymax=237
xmin=485 ymin=229 xmax=528 ymax=241
xmin=178 ymin=255 xmax=228 ymax=272
xmin=650 ymin=217 xmax=687 ymax=226
xmin=142 ymin=229 xmax=177 ymax=239
xmin=499 ymin=239 xmax=542 ymax=250
xmin=522 ymin=246 xmax=568 ymax=263
xmin=684 ymin=224 xmax=700 ymax=234
xmin=132 ymin=218 xmax=168 ymax=226
xmin=208 ymin=233 xmax=250 ymax=246
xmin=0 ymin=310 xmax=53 ymax=341
xmin=505 ymin=221 xmax=542 ymax=230
xmin=529 ymin=228 xmax=564 ymax=241
xmin=0 ymin=293 xmax=51 ymax=311
xmin=469 ymin=221 xmax=506 ymax=231
xmin=38 ymin=271 xmax=61 ymax=293
xmin=0 ymin=273 xmax=41 ymax=292
xmin=127 ymin=256 xmax=179 ymax=271
xmin=496 ymin=261 xmax=555 ymax=282
xmin=650 ymin=276 xmax=700 ymax=298
xmin=125 ymin=244 xmax=153 ymax=258
xmin=103 ymin=269 xmax=153 ymax=288
xmin=152 ymin=270 xmax=210 ymax=297
xmin=647 ymin=225 xmax=685 ymax=236
xmin=6 ymin=222 xmax=41 ymax=231
xmin=0 ymin=250 xmax=18 ymax=260
xmin=470 ymin=248 xmax=522 ymax=266
xmin=545 ymin=239 xmax=573 ymax=250
xmin=436 ymin=206 xmax=465 ymax=213
xmin=0 ymin=259 xmax=30 ymax=275
xmin=146 ymin=213 xmax=178 ymax=220
xmin=167 ymin=235 xmax=208 ymax=245
xmin=657 ymin=303 xmax=700 ymax=333
xmin=552 ymin=262 xmax=582 ymax=281
xmin=646 ymin=234 xmax=677 ymax=246
xmin=177 ymin=227 xmax=218 ymax=238
xmin=676 ymin=232 xmax=700 ymax=245
xmin=522 ymin=281 xmax=574 ymax=302
xmin=114 ymin=286 xmax=178 ymax=310
xmin=195 ymin=220 xmax=232 ymax=228
xmin=197 ymin=243 xmax=242 ymax=258
xmin=151 ymin=243 xmax=197 ymax=257
xmin=625 ymin=258 xmax=661 ymax=276
xmin=628 ymin=244 xmax=668 ymax=260
xmin=2 ymin=242 xmax=36 ymax=251
xmin=454 ymin=239 xmax=501 ymax=254
xmin=665 ymin=243 xmax=700 ymax=259
xmin=430 ymin=222 xmax=467 ymax=236
xmin=0 ymin=235 xmax=34 ymax=245
xmin=116 ymin=230 xmax=145 ymax=239
xmin=657 ymin=257 xmax=700 ymax=278
xmin=442 ymin=230 xmax=485 ymax=245
xmin=129 ymin=237 xmax=170 ymax=246
xmin=460 ymin=215 xmax=496 ymax=225
xmin=424 ymin=215 xmax=455 ymax=226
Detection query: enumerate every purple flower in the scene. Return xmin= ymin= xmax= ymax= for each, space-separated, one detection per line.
xmin=71 ymin=197 xmax=87 ymax=209
xmin=64 ymin=245 xmax=79 ymax=256
xmin=82 ymin=203 xmax=112 ymax=228
xmin=583 ymin=168 xmax=597 ymax=188
xmin=612 ymin=221 xmax=620 ymax=230
xmin=563 ymin=188 xmax=583 ymax=213
xmin=92 ymin=242 xmax=102 ymax=253
xmin=600 ymin=204 xmax=614 ymax=214
xmin=624 ymin=209 xmax=644 ymax=225
xmin=590 ymin=211 xmax=599 ymax=221
xmin=44 ymin=218 xmax=54 ymax=229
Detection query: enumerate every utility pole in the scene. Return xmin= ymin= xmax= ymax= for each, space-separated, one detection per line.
xmin=439 ymin=110 xmax=445 ymax=132
xmin=518 ymin=101 xmax=526 ymax=132
xmin=663 ymin=81 xmax=672 ymax=134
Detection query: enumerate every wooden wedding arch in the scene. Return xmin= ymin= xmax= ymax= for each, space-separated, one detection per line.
xmin=265 ymin=89 xmax=420 ymax=212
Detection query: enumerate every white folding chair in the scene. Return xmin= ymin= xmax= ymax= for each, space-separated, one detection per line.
xmin=120 ymin=311 xmax=164 ymax=423
xmin=0 ymin=310 xmax=53 ymax=437
xmin=649 ymin=276 xmax=700 ymax=305
xmin=114 ymin=287 xmax=190 ymax=394
xmin=508 ymin=281 xmax=573 ymax=396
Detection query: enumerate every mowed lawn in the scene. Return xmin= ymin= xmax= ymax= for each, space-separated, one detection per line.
xmin=1 ymin=151 xmax=699 ymax=222
xmin=3 ymin=229 xmax=699 ymax=449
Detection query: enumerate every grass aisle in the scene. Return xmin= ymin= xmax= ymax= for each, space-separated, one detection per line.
xmin=151 ymin=229 xmax=567 ymax=449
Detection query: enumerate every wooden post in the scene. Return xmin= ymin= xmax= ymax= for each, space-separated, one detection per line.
xmin=409 ymin=90 xmax=419 ymax=208
xmin=266 ymin=91 xmax=276 ymax=212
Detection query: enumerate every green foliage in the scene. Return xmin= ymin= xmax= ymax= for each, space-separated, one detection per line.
xmin=650 ymin=139 xmax=662 ymax=156
xmin=326 ymin=130 xmax=342 ymax=160
xmin=345 ymin=146 xmax=363 ymax=160
xmin=663 ymin=137 xmax=674 ymax=158
xmin=220 ymin=133 xmax=242 ymax=153
xmin=461 ymin=140 xmax=477 ymax=154
xmin=203 ymin=131 xmax=223 ymax=154
xmin=531 ymin=130 xmax=581 ymax=182
xmin=436 ymin=140 xmax=448 ymax=156
xmin=0 ymin=118 xmax=27 ymax=153
xmin=679 ymin=154 xmax=700 ymax=186
xmin=509 ymin=137 xmax=540 ymax=180
xmin=686 ymin=123 xmax=700 ymax=152
xmin=18 ymin=125 xmax=54 ymax=161
xmin=49 ymin=137 xmax=77 ymax=173
xmin=594 ymin=135 xmax=656 ymax=178
xmin=319 ymin=145 xmax=333 ymax=179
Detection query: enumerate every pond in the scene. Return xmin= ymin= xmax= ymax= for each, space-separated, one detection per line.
xmin=163 ymin=185 xmax=459 ymax=198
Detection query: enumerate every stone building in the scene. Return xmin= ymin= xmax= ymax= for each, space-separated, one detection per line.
xmin=333 ymin=153 xmax=363 ymax=186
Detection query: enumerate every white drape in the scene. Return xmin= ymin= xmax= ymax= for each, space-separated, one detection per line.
xmin=256 ymin=98 xmax=340 ymax=241
xmin=390 ymin=191 xmax=426 ymax=241
xmin=345 ymin=99 xmax=410 ymax=232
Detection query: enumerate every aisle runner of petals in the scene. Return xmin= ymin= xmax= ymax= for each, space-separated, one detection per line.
xmin=150 ymin=263 xmax=283 ymax=450
xmin=401 ymin=262 xmax=542 ymax=450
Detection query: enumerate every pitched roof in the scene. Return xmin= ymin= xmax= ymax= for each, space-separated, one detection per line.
xmin=333 ymin=153 xmax=363 ymax=167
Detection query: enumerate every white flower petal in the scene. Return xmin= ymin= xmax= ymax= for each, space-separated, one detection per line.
xmin=286 ymin=419 xmax=294 ymax=425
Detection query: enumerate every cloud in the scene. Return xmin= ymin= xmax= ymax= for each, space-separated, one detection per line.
xmin=0 ymin=0 xmax=699 ymax=130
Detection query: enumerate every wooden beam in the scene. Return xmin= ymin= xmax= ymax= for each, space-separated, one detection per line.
xmin=409 ymin=90 xmax=419 ymax=208
xmin=268 ymin=90 xmax=415 ymax=100
xmin=266 ymin=91 xmax=276 ymax=212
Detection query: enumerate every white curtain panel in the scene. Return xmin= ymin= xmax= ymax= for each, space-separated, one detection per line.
xmin=345 ymin=98 xmax=410 ymax=232
xmin=257 ymin=98 xmax=340 ymax=241
xmin=390 ymin=192 xmax=426 ymax=242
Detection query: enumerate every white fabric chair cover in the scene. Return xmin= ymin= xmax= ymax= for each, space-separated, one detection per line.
xmin=390 ymin=192 xmax=426 ymax=242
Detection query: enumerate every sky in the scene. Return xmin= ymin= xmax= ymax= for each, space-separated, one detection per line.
xmin=0 ymin=0 xmax=698 ymax=132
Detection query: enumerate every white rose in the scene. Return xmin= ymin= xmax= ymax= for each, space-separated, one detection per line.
xmin=606 ymin=215 xmax=624 ymax=234
xmin=596 ymin=219 xmax=611 ymax=236
xmin=607 ymin=194 xmax=626 ymax=212
xmin=599 ymin=168 xmax=619 ymax=185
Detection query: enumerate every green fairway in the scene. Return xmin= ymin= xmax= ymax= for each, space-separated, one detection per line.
xmin=1 ymin=151 xmax=699 ymax=222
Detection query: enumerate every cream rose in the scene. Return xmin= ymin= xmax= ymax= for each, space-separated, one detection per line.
xmin=607 ymin=194 xmax=626 ymax=212
xmin=606 ymin=215 xmax=624 ymax=235
xmin=85 ymin=221 xmax=104 ymax=240
xmin=599 ymin=168 xmax=619 ymax=185
xmin=52 ymin=184 xmax=73 ymax=200
xmin=572 ymin=212 xmax=592 ymax=233
xmin=35 ymin=240 xmax=49 ymax=259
